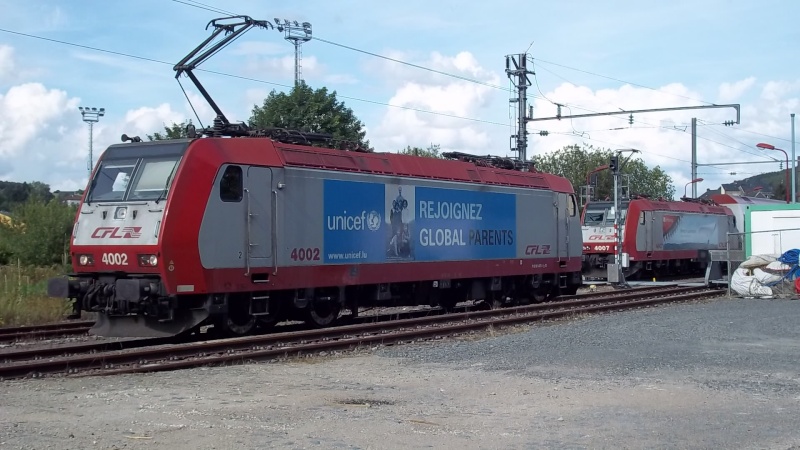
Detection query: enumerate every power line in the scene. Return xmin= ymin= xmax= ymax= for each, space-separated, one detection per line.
xmin=0 ymin=26 xmax=520 ymax=128
xmin=173 ymin=0 xmax=516 ymax=93
xmin=702 ymin=121 xmax=799 ymax=146
xmin=533 ymin=58 xmax=716 ymax=106
xmin=3 ymin=6 xmax=787 ymax=177
xmin=173 ymin=0 xmax=799 ymax=149
xmin=531 ymin=61 xmax=776 ymax=163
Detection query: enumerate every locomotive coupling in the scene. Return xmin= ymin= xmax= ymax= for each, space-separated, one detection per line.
xmin=115 ymin=279 xmax=161 ymax=303
xmin=47 ymin=277 xmax=89 ymax=299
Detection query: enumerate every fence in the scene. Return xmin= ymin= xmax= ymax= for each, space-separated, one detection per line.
xmin=708 ymin=226 xmax=800 ymax=299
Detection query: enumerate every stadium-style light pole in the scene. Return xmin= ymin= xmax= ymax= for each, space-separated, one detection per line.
xmin=274 ymin=19 xmax=312 ymax=86
xmin=79 ymin=106 xmax=105 ymax=181
xmin=684 ymin=177 xmax=704 ymax=198
xmin=756 ymin=142 xmax=789 ymax=203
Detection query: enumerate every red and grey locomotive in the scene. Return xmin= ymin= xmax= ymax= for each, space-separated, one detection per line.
xmin=47 ymin=16 xmax=585 ymax=338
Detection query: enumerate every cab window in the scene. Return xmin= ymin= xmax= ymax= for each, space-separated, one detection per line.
xmin=567 ymin=194 xmax=577 ymax=217
xmin=220 ymin=165 xmax=243 ymax=202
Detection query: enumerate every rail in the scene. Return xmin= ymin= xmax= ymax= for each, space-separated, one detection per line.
xmin=0 ymin=285 xmax=722 ymax=380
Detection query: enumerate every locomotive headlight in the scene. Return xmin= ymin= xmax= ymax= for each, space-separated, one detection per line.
xmin=138 ymin=254 xmax=158 ymax=267
xmin=77 ymin=254 xmax=94 ymax=266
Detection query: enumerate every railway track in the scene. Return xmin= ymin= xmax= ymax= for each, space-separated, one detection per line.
xmin=0 ymin=285 xmax=723 ymax=380
xmin=0 ymin=284 xmax=682 ymax=363
xmin=0 ymin=321 xmax=95 ymax=343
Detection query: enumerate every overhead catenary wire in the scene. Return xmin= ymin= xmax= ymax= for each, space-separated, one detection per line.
xmin=3 ymin=3 xmax=791 ymax=181
xmin=0 ymin=27 xmax=523 ymax=129
xmin=0 ymin=26 xmax=755 ymax=174
xmin=172 ymin=0 xmax=797 ymax=153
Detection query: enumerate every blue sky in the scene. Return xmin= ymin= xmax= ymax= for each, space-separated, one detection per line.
xmin=1 ymin=0 xmax=798 ymax=197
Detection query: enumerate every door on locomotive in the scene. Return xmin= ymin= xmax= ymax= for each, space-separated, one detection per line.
xmin=244 ymin=166 xmax=274 ymax=271
xmin=643 ymin=211 xmax=654 ymax=254
xmin=204 ymin=164 xmax=275 ymax=273
xmin=556 ymin=193 xmax=571 ymax=262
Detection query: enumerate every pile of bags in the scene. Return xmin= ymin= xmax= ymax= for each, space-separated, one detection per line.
xmin=730 ymin=250 xmax=800 ymax=298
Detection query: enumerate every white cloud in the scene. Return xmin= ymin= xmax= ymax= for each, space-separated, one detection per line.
xmin=119 ymin=103 xmax=186 ymax=138
xmin=0 ymin=83 xmax=80 ymax=158
xmin=718 ymin=77 xmax=756 ymax=102
xmin=0 ymin=45 xmax=15 ymax=82
xmin=0 ymin=51 xmax=201 ymax=191
xmin=369 ymin=50 xmax=502 ymax=153
xmin=367 ymin=49 xmax=799 ymax=197
xmin=525 ymin=78 xmax=800 ymax=195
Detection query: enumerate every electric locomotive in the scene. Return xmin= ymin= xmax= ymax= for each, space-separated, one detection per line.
xmin=46 ymin=15 xmax=584 ymax=338
xmin=580 ymin=195 xmax=738 ymax=280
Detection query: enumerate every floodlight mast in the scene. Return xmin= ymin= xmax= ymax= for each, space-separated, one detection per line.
xmin=274 ymin=19 xmax=312 ymax=86
xmin=173 ymin=15 xmax=273 ymax=134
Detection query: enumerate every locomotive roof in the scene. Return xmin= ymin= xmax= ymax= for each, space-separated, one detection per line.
xmin=710 ymin=194 xmax=787 ymax=205
xmin=585 ymin=197 xmax=729 ymax=214
xmin=107 ymin=137 xmax=576 ymax=194
xmin=270 ymin=141 xmax=576 ymax=194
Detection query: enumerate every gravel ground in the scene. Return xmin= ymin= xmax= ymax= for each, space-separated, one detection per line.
xmin=2 ymin=296 xmax=800 ymax=449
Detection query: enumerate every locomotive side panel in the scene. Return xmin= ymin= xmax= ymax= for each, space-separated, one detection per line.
xmin=274 ymin=167 xmax=567 ymax=268
xmin=636 ymin=210 xmax=729 ymax=252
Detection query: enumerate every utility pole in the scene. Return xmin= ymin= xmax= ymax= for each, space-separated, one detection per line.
xmin=792 ymin=113 xmax=796 ymax=203
xmin=691 ymin=118 xmax=697 ymax=198
xmin=79 ymin=106 xmax=105 ymax=181
xmin=275 ymin=19 xmax=312 ymax=86
xmin=527 ymin=104 xmax=739 ymax=194
xmin=505 ymin=54 xmax=533 ymax=164
xmin=610 ymin=149 xmax=640 ymax=287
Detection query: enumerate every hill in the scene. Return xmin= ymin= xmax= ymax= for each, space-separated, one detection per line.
xmin=701 ymin=166 xmax=798 ymax=201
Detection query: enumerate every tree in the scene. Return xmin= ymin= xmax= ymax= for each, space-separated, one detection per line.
xmin=0 ymin=197 xmax=76 ymax=266
xmin=147 ymin=120 xmax=193 ymax=141
xmin=398 ymin=144 xmax=443 ymax=159
xmin=773 ymin=182 xmax=787 ymax=202
xmin=531 ymin=144 xmax=675 ymax=201
xmin=248 ymin=81 xmax=370 ymax=150
xmin=0 ymin=181 xmax=54 ymax=212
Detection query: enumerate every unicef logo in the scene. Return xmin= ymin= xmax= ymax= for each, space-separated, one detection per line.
xmin=366 ymin=210 xmax=381 ymax=231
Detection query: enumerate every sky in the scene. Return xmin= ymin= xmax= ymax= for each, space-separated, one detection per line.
xmin=0 ymin=0 xmax=798 ymax=198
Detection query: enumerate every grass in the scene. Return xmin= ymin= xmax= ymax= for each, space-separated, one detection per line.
xmin=0 ymin=262 xmax=72 ymax=327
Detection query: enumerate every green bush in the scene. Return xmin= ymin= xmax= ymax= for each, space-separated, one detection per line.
xmin=0 ymin=197 xmax=76 ymax=267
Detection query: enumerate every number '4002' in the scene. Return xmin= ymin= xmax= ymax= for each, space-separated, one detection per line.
xmin=102 ymin=253 xmax=128 ymax=265
xmin=290 ymin=247 xmax=320 ymax=261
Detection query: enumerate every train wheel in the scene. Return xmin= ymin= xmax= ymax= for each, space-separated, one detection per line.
xmin=531 ymin=285 xmax=550 ymax=303
xmin=219 ymin=293 xmax=257 ymax=337
xmin=306 ymin=297 xmax=341 ymax=328
xmin=483 ymin=291 xmax=506 ymax=310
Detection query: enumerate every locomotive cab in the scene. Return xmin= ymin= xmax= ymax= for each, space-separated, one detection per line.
xmin=581 ymin=200 xmax=628 ymax=279
xmin=47 ymin=139 xmax=200 ymax=337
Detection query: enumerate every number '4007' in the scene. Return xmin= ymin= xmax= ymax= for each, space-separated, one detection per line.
xmin=290 ymin=247 xmax=320 ymax=261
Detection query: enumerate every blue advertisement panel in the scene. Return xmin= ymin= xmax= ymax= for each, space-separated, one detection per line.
xmin=323 ymin=179 xmax=386 ymax=263
xmin=323 ymin=179 xmax=517 ymax=263
xmin=412 ymin=186 xmax=517 ymax=261
xmin=662 ymin=213 xmax=722 ymax=250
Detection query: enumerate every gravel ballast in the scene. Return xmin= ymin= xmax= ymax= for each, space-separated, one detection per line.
xmin=1 ymin=296 xmax=800 ymax=449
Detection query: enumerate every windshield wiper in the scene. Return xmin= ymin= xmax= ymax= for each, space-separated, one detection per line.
xmin=154 ymin=169 xmax=175 ymax=205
